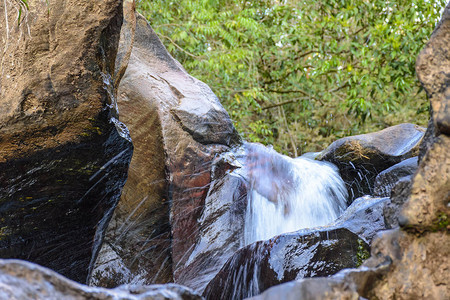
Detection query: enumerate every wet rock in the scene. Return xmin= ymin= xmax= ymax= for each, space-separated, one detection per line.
xmin=0 ymin=259 xmax=202 ymax=300
xmin=174 ymin=162 xmax=248 ymax=292
xmin=317 ymin=123 xmax=424 ymax=201
xmin=331 ymin=195 xmax=389 ymax=243
xmin=202 ymin=193 xmax=388 ymax=299
xmin=383 ymin=176 xmax=413 ymax=229
xmin=203 ymin=228 xmax=368 ymax=300
xmin=0 ymin=0 xmax=132 ymax=283
xmin=373 ymin=157 xmax=418 ymax=197
xmin=91 ymin=14 xmax=240 ymax=287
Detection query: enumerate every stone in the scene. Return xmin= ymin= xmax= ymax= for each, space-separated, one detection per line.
xmin=317 ymin=123 xmax=425 ymax=201
xmin=383 ymin=176 xmax=413 ymax=229
xmin=0 ymin=0 xmax=132 ymax=283
xmin=330 ymin=195 xmax=389 ymax=243
xmin=399 ymin=127 xmax=450 ymax=231
xmin=0 ymin=259 xmax=202 ymax=300
xmin=203 ymin=228 xmax=368 ymax=300
xmin=373 ymin=157 xmax=418 ymax=197
xmin=91 ymin=13 xmax=241 ymax=288
xmin=173 ymin=153 xmax=248 ymax=292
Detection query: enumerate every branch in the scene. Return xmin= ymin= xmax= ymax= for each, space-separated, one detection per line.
xmin=158 ymin=34 xmax=201 ymax=59
xmin=262 ymin=97 xmax=308 ymax=110
xmin=267 ymin=88 xmax=324 ymax=105
xmin=327 ymin=83 xmax=349 ymax=93
xmin=262 ymin=83 xmax=349 ymax=110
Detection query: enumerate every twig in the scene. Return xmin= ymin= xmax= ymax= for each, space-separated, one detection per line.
xmin=262 ymin=97 xmax=308 ymax=110
xmin=158 ymin=33 xmax=201 ymax=58
xmin=267 ymin=88 xmax=324 ymax=105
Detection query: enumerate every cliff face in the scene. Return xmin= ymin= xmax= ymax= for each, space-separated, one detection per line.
xmin=0 ymin=0 xmax=132 ymax=283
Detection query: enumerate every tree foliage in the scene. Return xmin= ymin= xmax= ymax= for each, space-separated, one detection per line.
xmin=137 ymin=0 xmax=446 ymax=155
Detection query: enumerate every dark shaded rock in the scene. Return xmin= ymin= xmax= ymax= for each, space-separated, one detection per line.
xmin=373 ymin=157 xmax=418 ymax=197
xmin=383 ymin=176 xmax=413 ymax=229
xmin=0 ymin=0 xmax=132 ymax=283
xmin=331 ymin=195 xmax=389 ymax=243
xmin=317 ymin=123 xmax=424 ymax=201
xmin=91 ymin=14 xmax=241 ymax=287
xmin=203 ymin=228 xmax=368 ymax=300
xmin=0 ymin=259 xmax=202 ymax=300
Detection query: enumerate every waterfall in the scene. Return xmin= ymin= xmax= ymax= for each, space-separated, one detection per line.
xmin=238 ymin=143 xmax=348 ymax=245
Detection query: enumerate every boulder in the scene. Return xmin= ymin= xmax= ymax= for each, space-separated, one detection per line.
xmin=373 ymin=157 xmax=418 ymax=197
xmin=317 ymin=123 xmax=424 ymax=201
xmin=91 ymin=13 xmax=241 ymax=287
xmin=416 ymin=2 xmax=450 ymax=139
xmin=0 ymin=259 xmax=202 ymax=300
xmin=203 ymin=228 xmax=368 ymax=300
xmin=383 ymin=176 xmax=413 ymax=229
xmin=0 ymin=0 xmax=132 ymax=283
xmin=174 ymin=174 xmax=248 ymax=292
xmin=171 ymin=152 xmax=248 ymax=292
xmin=330 ymin=195 xmax=389 ymax=243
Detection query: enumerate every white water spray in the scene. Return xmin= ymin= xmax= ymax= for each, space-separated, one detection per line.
xmin=238 ymin=143 xmax=348 ymax=245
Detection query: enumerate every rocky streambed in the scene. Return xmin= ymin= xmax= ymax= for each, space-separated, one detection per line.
xmin=0 ymin=1 xmax=448 ymax=300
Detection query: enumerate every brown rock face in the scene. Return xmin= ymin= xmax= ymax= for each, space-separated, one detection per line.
xmin=0 ymin=0 xmax=133 ymax=283
xmin=402 ymin=2 xmax=450 ymax=230
xmin=416 ymin=4 xmax=450 ymax=137
xmin=0 ymin=0 xmax=123 ymax=159
xmin=91 ymin=14 xmax=240 ymax=287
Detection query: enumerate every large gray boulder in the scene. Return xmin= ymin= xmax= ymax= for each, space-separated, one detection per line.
xmin=0 ymin=259 xmax=202 ymax=300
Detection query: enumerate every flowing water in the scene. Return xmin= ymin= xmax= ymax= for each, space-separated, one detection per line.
xmin=237 ymin=143 xmax=348 ymax=245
